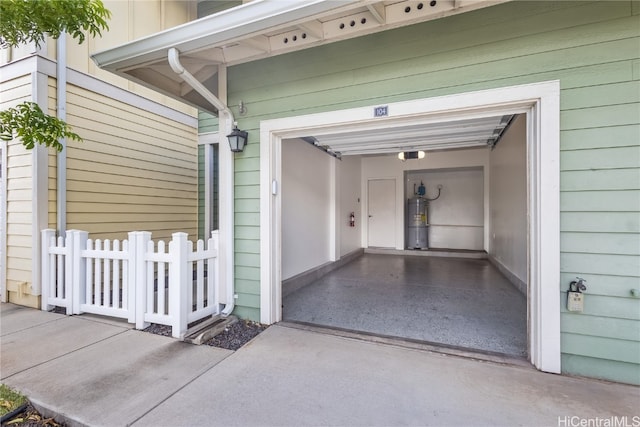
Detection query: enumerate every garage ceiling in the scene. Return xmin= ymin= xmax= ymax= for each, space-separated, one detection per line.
xmin=306 ymin=114 xmax=514 ymax=156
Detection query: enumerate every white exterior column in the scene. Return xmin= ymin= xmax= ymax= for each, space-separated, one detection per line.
xmin=218 ymin=64 xmax=235 ymax=313
xmin=31 ymin=70 xmax=49 ymax=297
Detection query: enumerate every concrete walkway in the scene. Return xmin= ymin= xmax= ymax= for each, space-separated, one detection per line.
xmin=1 ymin=303 xmax=638 ymax=427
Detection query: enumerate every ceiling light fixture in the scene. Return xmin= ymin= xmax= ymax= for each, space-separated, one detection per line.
xmin=398 ymin=151 xmax=425 ymax=161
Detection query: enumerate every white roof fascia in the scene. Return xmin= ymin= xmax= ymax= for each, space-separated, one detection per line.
xmin=91 ymin=0 xmax=359 ymax=72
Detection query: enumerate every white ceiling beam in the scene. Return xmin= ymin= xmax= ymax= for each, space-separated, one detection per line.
xmin=240 ymin=35 xmax=271 ymax=53
xmin=366 ymin=3 xmax=386 ymax=24
xmin=317 ymin=124 xmax=500 ymax=146
xmin=125 ymin=67 xmax=182 ymax=95
xmin=342 ymin=141 xmax=487 ymax=156
xmin=180 ymin=64 xmax=218 ymax=96
xmin=187 ymin=47 xmax=226 ymax=64
xmin=297 ymin=20 xmax=324 ymax=39
xmin=325 ymin=134 xmax=490 ymax=151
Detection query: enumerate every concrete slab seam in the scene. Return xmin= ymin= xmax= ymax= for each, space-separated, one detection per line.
xmin=128 ymin=350 xmax=235 ymax=426
xmin=1 ymin=329 xmax=129 ymax=381
xmin=0 ymin=316 xmax=68 ymax=337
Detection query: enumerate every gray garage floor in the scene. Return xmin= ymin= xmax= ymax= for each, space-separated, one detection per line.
xmin=283 ymin=253 xmax=527 ymax=357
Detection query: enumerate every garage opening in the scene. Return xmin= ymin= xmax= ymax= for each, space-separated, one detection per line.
xmin=280 ymin=114 xmax=528 ymax=358
xmin=261 ymin=82 xmax=561 ymax=372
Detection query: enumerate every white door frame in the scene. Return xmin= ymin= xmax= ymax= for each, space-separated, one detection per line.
xmin=260 ymin=81 xmax=560 ymax=373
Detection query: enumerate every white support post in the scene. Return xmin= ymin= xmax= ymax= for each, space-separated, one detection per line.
xmin=169 ymin=232 xmax=189 ymax=339
xmin=211 ymin=230 xmax=219 ymax=309
xmin=41 ymin=229 xmax=55 ymax=311
xmin=70 ymin=230 xmax=88 ymax=315
xmin=134 ymin=231 xmax=151 ymax=330
xmin=329 ymin=158 xmax=338 ymax=262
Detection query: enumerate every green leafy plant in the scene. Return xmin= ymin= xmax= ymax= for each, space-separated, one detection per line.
xmin=0 ymin=102 xmax=81 ymax=152
xmin=0 ymin=0 xmax=110 ymax=48
xmin=0 ymin=0 xmax=111 ymax=151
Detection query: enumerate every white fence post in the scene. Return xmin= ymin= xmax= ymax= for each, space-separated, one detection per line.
xmin=70 ymin=230 xmax=88 ymax=315
xmin=169 ymin=232 xmax=189 ymax=339
xmin=134 ymin=231 xmax=152 ymax=330
xmin=127 ymin=232 xmax=137 ymax=324
xmin=41 ymin=229 xmax=56 ymax=311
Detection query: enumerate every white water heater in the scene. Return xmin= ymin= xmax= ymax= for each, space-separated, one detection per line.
xmin=408 ymin=196 xmax=428 ymax=249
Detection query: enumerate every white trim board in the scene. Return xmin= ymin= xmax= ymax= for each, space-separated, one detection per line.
xmin=0 ymin=55 xmax=197 ymax=127
xmin=260 ymin=80 xmax=561 ymax=374
xmin=31 ymin=71 xmax=49 ymax=297
xmin=0 ymin=141 xmax=7 ymax=302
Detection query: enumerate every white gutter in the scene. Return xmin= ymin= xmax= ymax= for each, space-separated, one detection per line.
xmin=167 ymin=48 xmax=235 ymax=316
xmin=92 ymin=0 xmax=357 ymax=71
xmin=57 ymin=34 xmax=67 ymax=236
xmin=168 ymin=48 xmax=232 ymax=121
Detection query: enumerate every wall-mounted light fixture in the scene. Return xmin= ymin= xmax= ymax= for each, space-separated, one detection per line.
xmin=398 ymin=151 xmax=425 ymax=161
xmin=227 ymin=125 xmax=248 ymax=152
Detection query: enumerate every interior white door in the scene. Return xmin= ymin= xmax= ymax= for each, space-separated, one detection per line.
xmin=368 ymin=179 xmax=396 ymax=248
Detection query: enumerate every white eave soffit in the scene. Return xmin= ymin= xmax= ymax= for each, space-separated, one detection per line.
xmin=91 ymin=0 xmax=509 ymax=113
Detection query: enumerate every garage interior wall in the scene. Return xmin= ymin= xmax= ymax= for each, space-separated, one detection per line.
xmin=361 ymin=149 xmax=490 ymax=250
xmin=282 ymin=139 xmax=332 ymax=280
xmin=489 ymin=114 xmax=527 ymax=289
xmin=282 ymin=139 xmax=364 ymax=280
xmin=406 ymin=167 xmax=484 ymax=250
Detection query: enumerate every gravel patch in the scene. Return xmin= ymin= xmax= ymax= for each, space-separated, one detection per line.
xmin=204 ymin=320 xmax=267 ymax=351
xmin=142 ymin=323 xmax=173 ymax=337
xmin=143 ymin=319 xmax=267 ymax=350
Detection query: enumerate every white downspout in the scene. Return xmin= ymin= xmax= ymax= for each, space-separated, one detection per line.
xmin=57 ymin=34 xmax=67 ymax=236
xmin=168 ymin=48 xmax=235 ymax=316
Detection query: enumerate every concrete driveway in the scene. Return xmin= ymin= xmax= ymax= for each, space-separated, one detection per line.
xmin=1 ymin=303 xmax=638 ymax=427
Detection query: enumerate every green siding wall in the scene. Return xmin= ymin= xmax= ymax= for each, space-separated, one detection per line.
xmin=198 ymin=110 xmax=217 ymax=134
xmin=199 ymin=0 xmax=639 ymax=383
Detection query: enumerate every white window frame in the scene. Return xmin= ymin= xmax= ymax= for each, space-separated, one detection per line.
xmin=199 ymin=132 xmax=219 ymax=237
xmin=260 ymin=80 xmax=561 ymax=374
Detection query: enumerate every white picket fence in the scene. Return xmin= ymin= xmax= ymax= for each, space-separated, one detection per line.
xmin=41 ymin=229 xmax=220 ymax=339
